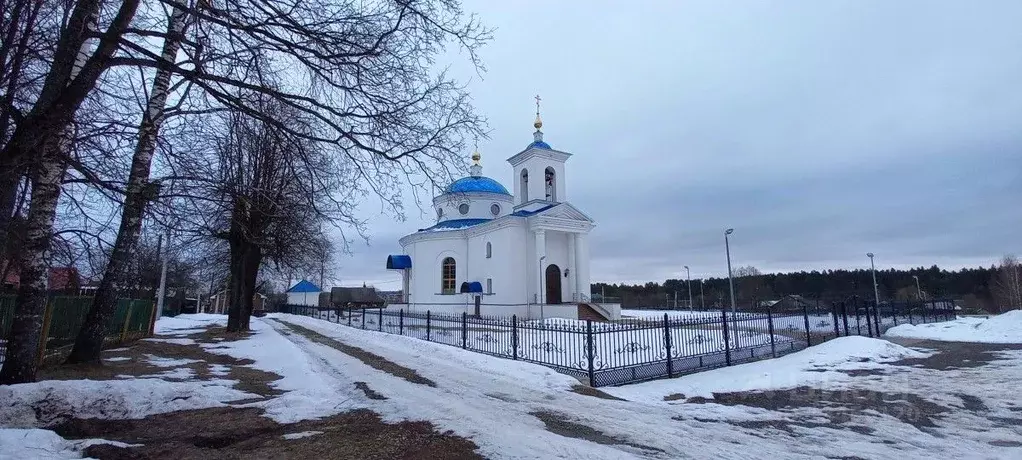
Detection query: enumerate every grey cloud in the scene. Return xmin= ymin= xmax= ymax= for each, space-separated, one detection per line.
xmin=327 ymin=0 xmax=1022 ymax=288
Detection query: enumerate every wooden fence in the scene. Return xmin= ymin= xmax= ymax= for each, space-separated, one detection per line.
xmin=0 ymin=296 xmax=156 ymax=365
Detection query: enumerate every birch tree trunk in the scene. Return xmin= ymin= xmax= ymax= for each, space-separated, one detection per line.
xmin=0 ymin=141 xmax=67 ymax=384
xmin=66 ymin=7 xmax=188 ymax=364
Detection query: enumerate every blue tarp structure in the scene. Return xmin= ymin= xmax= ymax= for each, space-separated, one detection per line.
xmin=287 ymin=280 xmax=320 ymax=293
xmin=460 ymin=281 xmax=483 ymax=293
xmin=386 ymin=254 xmax=412 ymax=269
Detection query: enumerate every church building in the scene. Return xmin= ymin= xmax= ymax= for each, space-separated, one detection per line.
xmin=385 ymin=102 xmax=620 ymax=321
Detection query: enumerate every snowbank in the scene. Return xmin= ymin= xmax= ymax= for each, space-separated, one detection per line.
xmin=885 ymin=311 xmax=1022 ymax=343
xmin=605 ymin=336 xmax=930 ymax=401
xmin=154 ymin=313 xmax=226 ymax=334
xmin=0 ymin=429 xmax=138 ymax=460
xmin=0 ymin=379 xmax=254 ymax=428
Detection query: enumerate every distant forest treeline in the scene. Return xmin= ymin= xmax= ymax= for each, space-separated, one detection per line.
xmin=592 ymin=264 xmax=1014 ymax=312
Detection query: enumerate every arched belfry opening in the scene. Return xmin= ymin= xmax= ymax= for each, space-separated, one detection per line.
xmin=545 ymin=167 xmax=556 ymax=201
xmin=520 ymin=169 xmax=529 ymax=202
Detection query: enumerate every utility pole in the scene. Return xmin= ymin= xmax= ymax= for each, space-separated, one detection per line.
xmin=684 ymin=265 xmax=692 ymax=312
xmin=867 ymin=253 xmax=880 ymax=306
xmin=699 ymin=279 xmax=705 ymax=310
xmin=156 ymin=229 xmax=171 ymax=319
xmin=912 ymin=275 xmax=922 ymax=300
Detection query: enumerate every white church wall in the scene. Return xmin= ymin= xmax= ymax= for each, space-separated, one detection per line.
xmin=467 ymin=226 xmax=524 ymax=306
xmin=433 ymin=192 xmax=513 ymax=222
xmin=541 ymin=231 xmax=572 ymax=303
xmin=405 ymin=238 xmax=468 ymax=306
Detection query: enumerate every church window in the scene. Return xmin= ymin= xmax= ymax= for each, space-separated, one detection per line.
xmin=437 ymin=207 xmax=443 ymax=219
xmin=490 ymin=203 xmax=500 ymax=216
xmin=486 ymin=242 xmax=492 ymax=258
xmin=458 ymin=203 xmax=469 ymax=215
xmin=486 ymin=278 xmax=493 ymax=294
xmin=545 ymin=167 xmax=556 ymax=201
xmin=520 ymin=169 xmax=529 ymax=201
xmin=441 ymin=257 xmax=456 ymax=294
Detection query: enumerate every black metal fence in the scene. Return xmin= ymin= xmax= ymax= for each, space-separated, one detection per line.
xmin=279 ymin=299 xmax=956 ymax=387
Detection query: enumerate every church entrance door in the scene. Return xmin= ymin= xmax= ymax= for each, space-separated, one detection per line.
xmin=545 ymin=264 xmax=562 ymax=304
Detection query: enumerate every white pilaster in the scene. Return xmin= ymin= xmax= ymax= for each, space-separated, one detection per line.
xmin=575 ymin=233 xmax=589 ymax=300
xmin=567 ymin=233 xmax=577 ymax=301
xmin=534 ymin=229 xmax=546 ymax=303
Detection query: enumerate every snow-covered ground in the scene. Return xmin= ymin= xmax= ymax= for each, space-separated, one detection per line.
xmin=886 ymin=310 xmax=1022 ymax=343
xmin=267 ymin=312 xmax=1022 ymax=459
xmin=4 ymin=312 xmax=1021 ymax=459
xmin=605 ymin=336 xmax=932 ymax=401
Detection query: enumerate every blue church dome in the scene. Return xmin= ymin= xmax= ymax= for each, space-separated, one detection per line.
xmin=445 ymin=176 xmax=510 ymax=195
xmin=527 ymin=140 xmax=552 ymax=150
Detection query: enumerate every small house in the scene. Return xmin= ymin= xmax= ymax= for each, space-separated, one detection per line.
xmin=286 ymin=280 xmax=322 ymax=306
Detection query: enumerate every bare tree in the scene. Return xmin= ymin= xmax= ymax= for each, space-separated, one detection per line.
xmin=732 ymin=265 xmax=772 ymax=306
xmin=991 ymin=254 xmax=1021 ymax=312
xmin=65 ymin=3 xmax=189 ymax=364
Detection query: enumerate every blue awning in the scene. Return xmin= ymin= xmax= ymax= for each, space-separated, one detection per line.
xmin=386 ymin=255 xmax=412 ymax=269
xmin=460 ymin=281 xmax=483 ymax=293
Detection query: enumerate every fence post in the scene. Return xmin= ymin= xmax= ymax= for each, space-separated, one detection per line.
xmin=586 ymin=320 xmax=595 ymax=385
xmin=891 ymin=301 xmax=898 ymax=326
xmin=841 ymin=301 xmax=850 ymax=336
xmin=831 ymin=302 xmax=841 ymax=337
xmin=720 ymin=305 xmax=732 ymax=366
xmin=462 ymin=312 xmax=467 ymax=349
xmin=347 ymin=308 xmax=353 ymax=326
xmin=802 ymin=303 xmax=812 ymax=346
xmin=426 ymin=310 xmax=431 ymax=341
xmin=766 ymin=306 xmax=776 ymax=357
xmin=361 ymin=308 xmax=366 ymax=329
xmin=512 ymin=315 xmax=518 ymax=360
xmin=907 ymin=300 xmax=914 ymax=325
xmin=378 ymin=308 xmax=383 ymax=332
xmin=36 ymin=300 xmax=55 ymax=365
xmin=147 ymin=299 xmax=158 ymax=336
xmin=120 ymin=302 xmax=135 ymax=343
xmin=663 ymin=314 xmax=673 ymax=378
xmin=399 ymin=309 xmax=404 ymax=335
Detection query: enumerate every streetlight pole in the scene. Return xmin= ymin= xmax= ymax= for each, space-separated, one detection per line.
xmin=867 ymin=253 xmax=880 ymax=306
xmin=725 ymin=228 xmax=736 ymax=314
xmin=684 ymin=265 xmax=692 ymax=312
xmin=912 ymin=275 xmax=922 ymax=300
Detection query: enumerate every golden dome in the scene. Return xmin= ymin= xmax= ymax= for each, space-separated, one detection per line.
xmin=471 ymin=149 xmax=481 ymax=164
xmin=533 ymin=114 xmax=543 ymax=130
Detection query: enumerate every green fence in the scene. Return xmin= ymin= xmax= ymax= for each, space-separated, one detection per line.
xmin=0 ymin=295 xmax=156 ymax=365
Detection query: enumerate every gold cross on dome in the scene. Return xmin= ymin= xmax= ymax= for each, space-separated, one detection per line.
xmin=534 ymin=94 xmax=542 ymax=116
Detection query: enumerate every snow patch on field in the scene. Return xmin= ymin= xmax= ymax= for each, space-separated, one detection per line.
xmin=282 ymin=430 xmax=323 ymax=440
xmin=0 ymin=379 xmax=254 ymax=428
xmin=145 ymin=354 xmax=201 ymax=367
xmin=886 ymin=311 xmax=1022 ymax=343
xmin=606 ymin=336 xmax=931 ymax=401
xmin=143 ymin=337 xmax=196 ymax=345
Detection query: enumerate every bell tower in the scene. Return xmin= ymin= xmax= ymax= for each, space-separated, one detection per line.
xmin=507 ymin=95 xmax=572 ymax=208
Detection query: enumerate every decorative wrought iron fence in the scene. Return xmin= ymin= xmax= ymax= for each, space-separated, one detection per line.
xmin=0 ymin=296 xmax=156 ymax=365
xmin=280 ymin=299 xmax=956 ymax=387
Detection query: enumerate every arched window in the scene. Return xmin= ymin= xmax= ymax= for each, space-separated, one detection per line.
xmin=520 ymin=169 xmax=529 ymax=202
xmin=486 ymin=242 xmax=492 ymax=258
xmin=545 ymin=167 xmax=556 ymax=201
xmin=441 ymin=257 xmax=456 ymax=294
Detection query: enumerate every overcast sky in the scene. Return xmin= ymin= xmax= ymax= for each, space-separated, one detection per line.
xmin=326 ymin=0 xmax=1022 ymax=290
